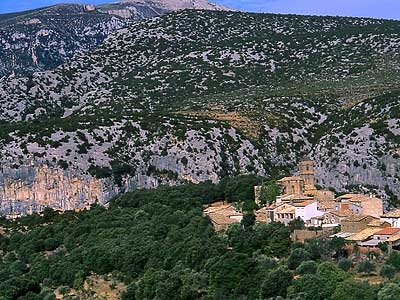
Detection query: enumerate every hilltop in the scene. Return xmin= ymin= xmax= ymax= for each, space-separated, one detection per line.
xmin=0 ymin=0 xmax=230 ymax=77
xmin=0 ymin=10 xmax=398 ymax=215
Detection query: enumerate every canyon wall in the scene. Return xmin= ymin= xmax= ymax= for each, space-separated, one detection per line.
xmin=0 ymin=165 xmax=118 ymax=217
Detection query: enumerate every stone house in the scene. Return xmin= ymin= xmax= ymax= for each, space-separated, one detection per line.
xmin=333 ymin=201 xmax=363 ymax=215
xmin=309 ymin=216 xmax=325 ymax=227
xmin=262 ymin=202 xmax=287 ymax=223
xmin=274 ymin=204 xmax=296 ymax=225
xmin=335 ymin=194 xmax=383 ymax=218
xmin=346 ymin=227 xmax=382 ymax=246
xmin=203 ymin=202 xmax=243 ymax=232
xmin=341 ymin=215 xmax=379 ymax=233
xmin=268 ymin=201 xmax=324 ymax=226
xmin=348 ymin=227 xmax=400 ymax=248
xmin=255 ymin=207 xmax=267 ymax=223
xmin=367 ymin=219 xmax=391 ymax=229
xmin=208 ymin=214 xmax=237 ymax=232
xmin=323 ymin=209 xmax=354 ymax=226
xmin=277 ymin=193 xmax=314 ymax=203
xmin=314 ymin=190 xmax=335 ymax=203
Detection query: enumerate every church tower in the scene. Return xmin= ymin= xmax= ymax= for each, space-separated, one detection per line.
xmin=298 ymin=157 xmax=315 ymax=188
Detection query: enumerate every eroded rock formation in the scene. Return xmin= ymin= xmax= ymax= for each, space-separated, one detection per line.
xmin=0 ymin=165 xmax=118 ymax=216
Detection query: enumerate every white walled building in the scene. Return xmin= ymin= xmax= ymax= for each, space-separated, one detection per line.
xmin=293 ymin=201 xmax=324 ymax=223
xmin=381 ymin=209 xmax=400 ymax=227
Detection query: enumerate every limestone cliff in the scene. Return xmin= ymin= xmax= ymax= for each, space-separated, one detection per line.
xmin=0 ymin=165 xmax=119 ymax=216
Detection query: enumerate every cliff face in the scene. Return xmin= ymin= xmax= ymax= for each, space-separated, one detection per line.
xmin=312 ymin=97 xmax=400 ymax=201
xmin=0 ymin=118 xmax=266 ymax=216
xmin=0 ymin=164 xmax=176 ymax=216
xmin=0 ymin=165 xmax=119 ymax=215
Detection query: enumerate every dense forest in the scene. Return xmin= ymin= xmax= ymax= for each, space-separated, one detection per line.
xmin=0 ymin=175 xmax=400 ymax=299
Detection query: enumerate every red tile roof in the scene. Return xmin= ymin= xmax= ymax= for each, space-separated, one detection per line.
xmin=374 ymin=228 xmax=400 ymax=236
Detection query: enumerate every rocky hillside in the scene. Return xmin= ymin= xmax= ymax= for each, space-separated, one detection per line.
xmin=0 ymin=10 xmax=399 ymax=215
xmin=0 ymin=0 xmax=230 ymax=77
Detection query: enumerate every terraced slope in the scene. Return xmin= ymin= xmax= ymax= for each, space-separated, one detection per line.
xmin=0 ymin=10 xmax=399 ymax=215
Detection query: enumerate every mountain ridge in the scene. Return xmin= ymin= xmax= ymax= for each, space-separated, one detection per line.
xmin=0 ymin=0 xmax=230 ymax=77
xmin=0 ymin=10 xmax=398 ymax=215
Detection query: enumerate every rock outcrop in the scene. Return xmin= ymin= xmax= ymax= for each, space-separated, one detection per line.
xmin=0 ymin=165 xmax=118 ymax=216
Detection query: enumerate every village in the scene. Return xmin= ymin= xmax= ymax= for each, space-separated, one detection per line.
xmin=203 ymin=158 xmax=400 ymax=253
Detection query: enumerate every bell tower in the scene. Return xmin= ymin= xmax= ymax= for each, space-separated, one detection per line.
xmin=298 ymin=157 xmax=314 ymax=187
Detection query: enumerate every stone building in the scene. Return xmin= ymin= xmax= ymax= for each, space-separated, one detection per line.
xmin=335 ymin=194 xmax=383 ymax=218
xmin=277 ymin=193 xmax=314 ymax=203
xmin=323 ymin=209 xmax=354 ymax=226
xmin=314 ymin=190 xmax=335 ymax=202
xmin=341 ymin=215 xmax=378 ymax=233
xmin=255 ymin=206 xmax=268 ymax=223
xmin=373 ymin=227 xmax=400 ymax=242
xmin=203 ymin=202 xmax=243 ymax=232
xmin=293 ymin=200 xmax=324 ymax=223
xmin=275 ymin=204 xmax=296 ymax=225
xmin=278 ymin=176 xmax=304 ymax=195
xmin=277 ymin=158 xmax=317 ymax=197
xmin=263 ymin=202 xmax=287 ymax=223
xmin=298 ymin=158 xmax=315 ymax=190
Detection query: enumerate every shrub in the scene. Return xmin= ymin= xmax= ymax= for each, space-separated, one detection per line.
xmin=357 ymin=260 xmax=376 ymax=275
xmin=337 ymin=258 xmax=352 ymax=272
xmin=296 ymin=260 xmax=318 ymax=275
xmin=288 ymin=248 xmax=311 ymax=270
xmin=380 ymin=264 xmax=396 ymax=279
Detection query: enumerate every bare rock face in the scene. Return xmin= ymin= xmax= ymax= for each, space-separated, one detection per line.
xmin=0 ymin=165 xmax=119 ymax=215
xmin=312 ymin=98 xmax=400 ymax=202
xmin=0 ymin=118 xmax=266 ymax=216
xmin=0 ymin=163 xmax=179 ymax=216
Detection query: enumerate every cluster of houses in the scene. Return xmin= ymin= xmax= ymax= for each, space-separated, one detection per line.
xmin=203 ymin=158 xmax=400 ymax=252
xmin=203 ymin=202 xmax=244 ymax=232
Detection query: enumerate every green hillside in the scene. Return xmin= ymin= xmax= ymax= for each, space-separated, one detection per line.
xmin=0 ymin=178 xmax=400 ymax=299
xmin=0 ymin=10 xmax=398 ymax=214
